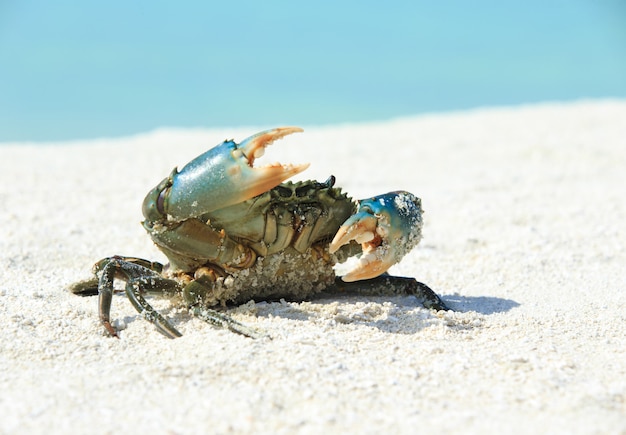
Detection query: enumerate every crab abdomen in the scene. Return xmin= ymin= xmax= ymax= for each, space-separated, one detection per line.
xmin=204 ymin=177 xmax=356 ymax=257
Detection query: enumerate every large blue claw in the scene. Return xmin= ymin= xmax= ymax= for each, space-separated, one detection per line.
xmin=164 ymin=127 xmax=308 ymax=220
xmin=329 ymin=191 xmax=423 ymax=282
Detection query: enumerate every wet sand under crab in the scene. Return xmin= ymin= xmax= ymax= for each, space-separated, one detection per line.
xmin=1 ymin=100 xmax=626 ymax=433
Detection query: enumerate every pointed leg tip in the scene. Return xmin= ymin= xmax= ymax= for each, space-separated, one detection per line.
xmin=103 ymin=321 xmax=120 ymax=339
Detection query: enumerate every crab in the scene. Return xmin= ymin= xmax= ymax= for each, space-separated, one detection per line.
xmin=70 ymin=127 xmax=448 ymax=338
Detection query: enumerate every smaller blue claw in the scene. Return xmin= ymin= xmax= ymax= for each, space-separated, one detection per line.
xmin=329 ymin=191 xmax=423 ymax=282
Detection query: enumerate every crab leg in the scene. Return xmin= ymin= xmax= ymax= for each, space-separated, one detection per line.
xmin=329 ymin=191 xmax=424 ymax=282
xmin=124 ymin=279 xmax=183 ymax=339
xmin=190 ymin=306 xmax=266 ymax=339
xmin=95 ymin=256 xmax=182 ymax=338
xmin=163 ymin=127 xmax=309 ymax=220
xmin=330 ymin=276 xmax=449 ymax=311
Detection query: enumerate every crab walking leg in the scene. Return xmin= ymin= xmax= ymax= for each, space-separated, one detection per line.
xmin=124 ymin=280 xmax=183 ymax=339
xmin=330 ymin=276 xmax=449 ymax=311
xmin=72 ymin=257 xmax=165 ymax=297
xmin=190 ymin=306 xmax=265 ymax=339
xmin=95 ymin=256 xmax=182 ymax=338
xmin=96 ymin=266 xmax=117 ymax=337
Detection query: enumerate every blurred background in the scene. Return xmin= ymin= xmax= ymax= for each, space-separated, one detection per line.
xmin=0 ymin=0 xmax=624 ymax=142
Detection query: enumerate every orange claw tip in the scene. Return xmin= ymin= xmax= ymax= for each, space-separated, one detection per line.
xmin=339 ymin=236 xmax=396 ymax=282
xmin=329 ymin=212 xmax=378 ymax=254
xmin=240 ymin=126 xmax=304 ymax=166
xmin=340 ymin=257 xmax=394 ymax=282
xmin=243 ymin=162 xmax=310 ymax=199
xmin=236 ymin=126 xmax=308 ymax=200
xmin=329 ymin=210 xmax=395 ymax=281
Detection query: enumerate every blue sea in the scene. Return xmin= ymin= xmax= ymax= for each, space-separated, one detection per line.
xmin=0 ymin=0 xmax=624 ymax=142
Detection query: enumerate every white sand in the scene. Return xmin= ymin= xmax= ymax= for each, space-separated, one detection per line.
xmin=1 ymin=100 xmax=625 ymax=434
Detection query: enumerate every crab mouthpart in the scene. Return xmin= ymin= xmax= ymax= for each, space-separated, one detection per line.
xmin=329 ymin=211 xmax=395 ymax=282
xmin=235 ymin=127 xmax=309 ymax=197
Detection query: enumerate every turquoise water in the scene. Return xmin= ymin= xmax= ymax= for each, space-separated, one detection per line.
xmin=1 ymin=0 xmax=625 ymax=142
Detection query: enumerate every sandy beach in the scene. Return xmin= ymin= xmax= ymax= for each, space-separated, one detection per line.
xmin=1 ymin=100 xmax=625 ymax=434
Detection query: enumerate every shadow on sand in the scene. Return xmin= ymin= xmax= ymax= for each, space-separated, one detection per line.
xmin=441 ymin=294 xmax=520 ymax=315
xmin=251 ymin=293 xmax=520 ymax=335
xmin=91 ymin=291 xmax=520 ymax=338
